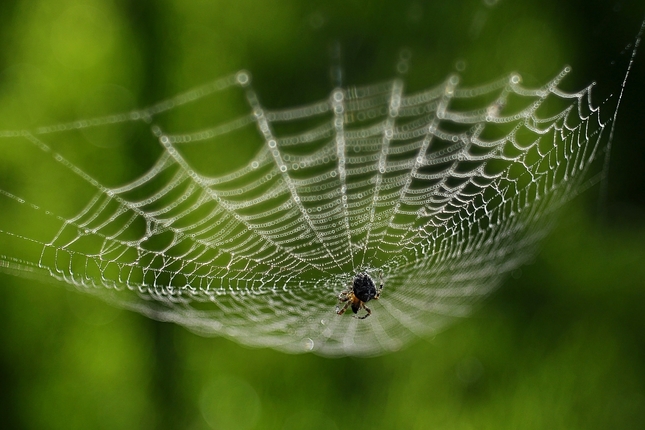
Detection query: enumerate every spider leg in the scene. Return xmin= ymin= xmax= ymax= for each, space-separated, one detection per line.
xmin=337 ymin=290 xmax=351 ymax=302
xmin=354 ymin=304 xmax=372 ymax=319
xmin=336 ymin=300 xmax=351 ymax=316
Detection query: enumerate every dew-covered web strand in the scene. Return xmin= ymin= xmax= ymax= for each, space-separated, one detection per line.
xmin=4 ymin=75 xmax=329 ymax=295
xmin=374 ymin=80 xmax=454 ymax=257
xmin=0 ymin=55 xmax=632 ymax=355
xmin=242 ymin=80 xmax=347 ymax=272
xmin=387 ymin=69 xmax=580 ymax=254
xmin=599 ymin=19 xmax=645 ymax=217
xmin=360 ymin=79 xmax=404 ymax=268
xmin=17 ymin=140 xmax=267 ymax=293
xmin=153 ymin=126 xmax=329 ymax=275
xmin=329 ymin=87 xmax=356 ymax=269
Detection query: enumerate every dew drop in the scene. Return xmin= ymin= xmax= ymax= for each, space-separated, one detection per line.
xmin=303 ymin=338 xmax=315 ymax=351
xmin=236 ymin=71 xmax=250 ymax=85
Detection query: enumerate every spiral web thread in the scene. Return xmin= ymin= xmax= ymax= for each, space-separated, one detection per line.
xmin=0 ymin=65 xmax=621 ymax=356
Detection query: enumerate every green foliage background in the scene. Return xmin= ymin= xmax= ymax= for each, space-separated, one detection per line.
xmin=0 ymin=0 xmax=644 ymax=429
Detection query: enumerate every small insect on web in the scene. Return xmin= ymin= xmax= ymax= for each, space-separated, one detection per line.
xmin=0 ymin=37 xmax=637 ymax=356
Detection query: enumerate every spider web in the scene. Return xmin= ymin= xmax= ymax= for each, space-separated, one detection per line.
xmin=0 ymin=58 xmax=632 ymax=356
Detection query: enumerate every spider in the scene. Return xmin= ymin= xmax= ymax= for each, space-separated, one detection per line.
xmin=336 ymin=272 xmax=383 ymax=319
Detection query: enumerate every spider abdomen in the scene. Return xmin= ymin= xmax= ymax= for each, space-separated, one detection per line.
xmin=352 ymin=273 xmax=377 ymax=303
